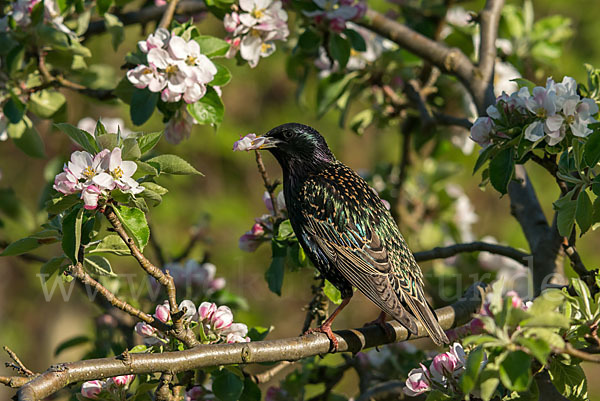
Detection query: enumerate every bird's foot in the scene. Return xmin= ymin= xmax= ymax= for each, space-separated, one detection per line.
xmin=364 ymin=312 xmax=395 ymax=341
xmin=304 ymin=324 xmax=339 ymax=352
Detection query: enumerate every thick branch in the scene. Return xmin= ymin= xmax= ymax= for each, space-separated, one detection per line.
xmin=475 ymin=0 xmax=505 ymax=110
xmin=16 ymin=283 xmax=487 ymax=401
xmin=414 ymin=241 xmax=530 ymax=265
xmin=0 ymin=376 xmax=32 ymax=389
xmin=508 ymin=166 xmax=564 ymax=294
xmin=85 ymin=1 xmax=207 ymax=38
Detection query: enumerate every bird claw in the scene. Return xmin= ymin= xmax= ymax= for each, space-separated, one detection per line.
xmin=304 ymin=325 xmax=339 ymax=352
xmin=364 ymin=313 xmax=395 ymax=341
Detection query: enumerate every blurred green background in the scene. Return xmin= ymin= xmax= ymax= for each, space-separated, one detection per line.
xmin=1 ymin=0 xmax=600 ymax=399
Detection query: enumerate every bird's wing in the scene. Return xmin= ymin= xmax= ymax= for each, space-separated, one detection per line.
xmin=302 ymin=214 xmax=421 ymax=335
xmin=299 ymin=171 xmax=448 ymax=345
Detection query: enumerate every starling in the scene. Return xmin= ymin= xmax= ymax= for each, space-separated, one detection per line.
xmin=254 ymin=123 xmax=448 ymax=349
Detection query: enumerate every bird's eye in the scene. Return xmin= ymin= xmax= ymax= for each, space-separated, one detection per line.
xmin=283 ymin=131 xmax=293 ymax=140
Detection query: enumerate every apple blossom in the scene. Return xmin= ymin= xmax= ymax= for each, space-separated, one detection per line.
xmin=81 ymin=185 xmax=102 ymax=210
xmin=403 ymin=365 xmax=431 ymax=396
xmin=179 ymin=299 xmax=197 ymax=321
xmin=233 ymin=133 xmax=266 ymax=151
xmin=469 ymin=117 xmax=494 ymax=147
xmin=81 ymin=380 xmax=104 ymax=399
xmin=53 ymin=169 xmax=80 ymax=195
xmin=138 ymin=28 xmax=170 ymax=53
xmin=431 ymin=351 xmax=461 ymax=378
xmin=198 ymin=301 xmax=217 ymax=321
xmin=165 ymin=108 xmax=196 ymax=144
xmin=127 ymin=64 xmax=166 ymax=92
xmin=224 ymin=0 xmax=289 ymax=67
xmin=135 ymin=322 xmax=157 ymax=337
xmin=210 ymin=305 xmax=234 ymax=330
xmin=106 ymin=148 xmax=144 ymax=195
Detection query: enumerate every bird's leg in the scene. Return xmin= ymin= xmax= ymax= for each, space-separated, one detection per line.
xmin=304 ymin=297 xmax=351 ymax=352
xmin=364 ymin=311 xmax=396 ymax=341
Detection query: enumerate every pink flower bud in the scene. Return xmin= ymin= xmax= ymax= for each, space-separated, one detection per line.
xmin=198 ymin=302 xmax=217 ymax=321
xmin=251 ymin=223 xmax=265 ymax=236
xmin=81 ymin=380 xmax=103 ymax=399
xmin=329 ymin=17 xmax=346 ymax=33
xmin=185 ymin=386 xmax=204 ymax=401
xmin=109 ymin=374 xmax=135 ymax=387
xmin=506 ymin=290 xmax=523 ymax=309
xmin=403 ymin=367 xmax=430 ymax=396
xmin=432 ymin=351 xmax=460 ymax=377
xmin=210 ymin=277 xmax=226 ymax=292
xmin=154 ymin=303 xmax=171 ymax=323
xmin=135 ymin=322 xmax=157 ymax=337
xmin=210 ymin=305 xmax=234 ymax=330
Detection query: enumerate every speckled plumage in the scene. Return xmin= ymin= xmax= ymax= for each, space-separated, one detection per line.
xmin=262 ymin=123 xmax=448 ymax=345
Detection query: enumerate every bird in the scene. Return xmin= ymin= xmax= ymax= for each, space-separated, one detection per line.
xmin=253 ymin=122 xmax=449 ymax=350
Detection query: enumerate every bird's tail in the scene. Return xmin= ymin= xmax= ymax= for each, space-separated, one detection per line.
xmin=402 ymin=293 xmax=449 ymax=346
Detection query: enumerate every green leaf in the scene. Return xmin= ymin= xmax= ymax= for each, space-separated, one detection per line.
xmin=499 ymin=351 xmax=532 ymax=392
xmin=135 ymin=161 xmax=159 ymax=176
xmin=548 ymin=359 xmax=588 ymax=401
xmin=187 ymin=87 xmax=224 ymax=126
xmin=3 ymin=96 xmax=25 ymax=123
xmin=54 ymin=335 xmax=89 ymax=356
xmin=47 ymin=194 xmax=81 ymax=215
xmin=13 ymin=121 xmax=46 ymax=158
xmin=211 ymin=63 xmax=232 ymax=86
xmin=0 ymin=237 xmax=42 ymax=256
xmin=511 ymin=78 xmax=537 ymax=91
xmin=275 ymin=220 xmax=294 ymax=240
xmin=247 ymin=326 xmax=271 ymax=341
xmin=62 ymin=207 xmax=84 ymax=264
xmin=40 ymin=256 xmax=67 ymax=282
xmin=212 ymin=370 xmax=244 ymax=401
xmin=122 ymin=137 xmax=141 ymax=160
xmin=88 ymin=234 xmax=130 ymax=255
xmin=84 ymin=255 xmax=116 ymax=276
xmin=298 ymin=28 xmax=321 ymax=52
xmin=113 ymin=205 xmax=150 ymax=251
xmin=460 ymin=346 xmax=484 ymax=394
xmin=344 ymin=28 xmax=366 ymax=52
xmin=584 ymin=130 xmax=600 ymax=167
xmin=55 ymin=123 xmax=99 ymax=153
xmin=323 ymin=279 xmax=342 ymax=305
xmin=194 ymin=35 xmax=230 ymax=58
xmin=96 ymin=133 xmax=119 ymax=150
xmin=29 ymin=90 xmax=66 ymax=118
xmin=424 ymin=390 xmax=452 ymax=401
xmin=104 ymin=13 xmax=124 ymax=50
xmin=140 ymin=182 xmax=168 ymax=195
xmin=576 ymin=191 xmax=593 ymax=235
xmin=265 ymin=240 xmax=286 ymax=296
xmin=130 ymin=89 xmax=158 ymax=126
xmin=349 ymin=109 xmax=374 ymax=135
xmin=96 ymin=0 xmax=113 ymax=15
xmin=521 ymin=311 xmax=570 ymax=328
xmin=239 ymin=377 xmax=261 ymax=401
xmin=489 ymin=147 xmax=514 ymax=195
xmin=137 ymin=131 xmax=163 ymax=154
xmin=328 ymin=33 xmax=351 ymax=69
xmin=146 ymin=154 xmax=202 ymax=175
xmin=316 ymin=72 xmax=357 ymax=117
xmin=555 ymin=196 xmax=577 ymax=237
xmin=479 ymin=367 xmax=500 ymax=401
xmin=516 ymin=337 xmax=551 ymax=365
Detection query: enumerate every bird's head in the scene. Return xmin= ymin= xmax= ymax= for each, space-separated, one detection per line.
xmin=257 ymin=123 xmax=336 ymax=174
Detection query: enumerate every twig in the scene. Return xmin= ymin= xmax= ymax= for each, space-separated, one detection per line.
xmin=3 ymin=347 xmax=35 ymax=377
xmin=559 ymin=344 xmax=600 ymax=363
xmin=155 ymin=372 xmax=175 ymax=401
xmin=432 ymin=111 xmax=473 ymax=129
xmin=252 ymin=361 xmax=294 ymax=384
xmin=413 ymin=241 xmax=530 ymax=265
xmin=158 ymin=0 xmax=181 ymax=30
xmin=355 ymin=380 xmax=406 ymax=401
xmin=16 ymin=282 xmax=488 ymax=401
xmin=405 ymin=80 xmax=435 ymax=129
xmin=103 ymin=205 xmax=198 ymax=347
xmin=301 ymin=280 xmax=329 ymax=334
xmin=255 ymin=151 xmax=279 ymax=217
xmin=0 ymin=376 xmax=32 ymax=388
xmin=561 ymin=238 xmax=588 ymax=278
xmin=66 ymin=263 xmax=161 ymax=327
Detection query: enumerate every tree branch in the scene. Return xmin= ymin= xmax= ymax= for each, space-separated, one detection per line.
xmin=103 ymin=205 xmax=198 ymax=347
xmin=3 ymin=347 xmax=35 ymax=377
xmin=158 ymin=0 xmax=181 ymax=30
xmin=255 ymin=151 xmax=279 ymax=217
xmin=85 ymin=0 xmax=207 ymax=38
xmin=413 ymin=241 xmax=530 ymax=265
xmin=16 ymin=283 xmax=488 ymax=401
